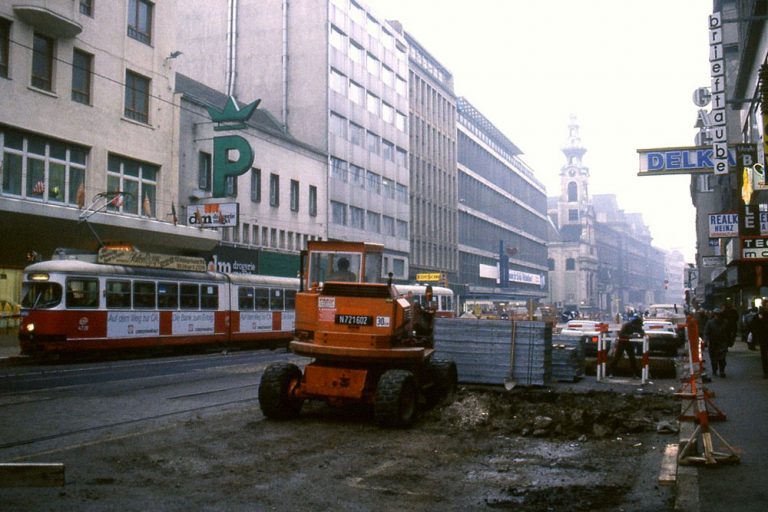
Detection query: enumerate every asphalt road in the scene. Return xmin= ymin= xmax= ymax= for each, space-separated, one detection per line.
xmin=0 ymin=348 xmax=304 ymax=461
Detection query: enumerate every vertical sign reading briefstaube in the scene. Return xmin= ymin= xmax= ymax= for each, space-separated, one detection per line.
xmin=709 ymin=12 xmax=727 ymax=175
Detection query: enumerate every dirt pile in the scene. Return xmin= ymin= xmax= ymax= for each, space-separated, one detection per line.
xmin=432 ymin=387 xmax=678 ymax=439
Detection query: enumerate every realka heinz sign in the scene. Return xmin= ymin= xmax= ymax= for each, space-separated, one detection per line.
xmin=708 ymin=213 xmax=739 ymax=238
xmin=637 ymin=146 xmax=737 ymax=176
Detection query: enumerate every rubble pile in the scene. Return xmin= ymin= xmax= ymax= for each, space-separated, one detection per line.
xmin=431 ymin=387 xmax=678 ymax=439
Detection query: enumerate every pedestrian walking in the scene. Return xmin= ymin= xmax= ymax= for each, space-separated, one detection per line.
xmin=722 ymin=298 xmax=739 ymax=347
xmin=747 ymin=306 xmax=768 ymax=378
xmin=703 ymin=308 xmax=731 ymax=377
xmin=608 ymin=315 xmax=644 ymax=378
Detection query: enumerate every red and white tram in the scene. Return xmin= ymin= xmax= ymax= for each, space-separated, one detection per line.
xmin=18 ymin=258 xmax=299 ymax=356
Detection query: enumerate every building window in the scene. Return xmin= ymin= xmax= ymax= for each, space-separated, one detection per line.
xmin=124 ymin=70 xmax=150 ymax=123
xmin=330 ymin=68 xmax=346 ymax=95
xmin=1 ymin=128 xmax=87 ymax=205
xmin=396 ymin=220 xmax=408 ymax=239
xmin=350 ymin=164 xmax=364 ymax=188
xmin=366 ymin=211 xmax=380 ymax=233
xmin=331 ymin=157 xmax=348 ymax=182
xmin=548 ymin=258 xmax=555 ymax=270
xmin=330 ymin=112 xmax=347 ymax=139
xmin=250 ymin=168 xmax=261 ymax=202
xmin=566 ymin=258 xmax=576 ymax=271
xmin=269 ymin=173 xmax=279 ymax=206
xmin=331 ymin=200 xmax=347 ymax=226
xmin=106 ymin=153 xmax=158 ymax=217
xmin=31 ymin=33 xmax=54 ymax=91
xmin=366 ymin=53 xmax=379 ymax=76
xmin=349 ymin=41 xmax=364 ymax=63
xmin=382 ymin=140 xmax=394 ymax=161
xmin=350 ymin=206 xmax=364 ymax=229
xmin=366 ymin=131 xmax=379 ymax=154
xmin=349 ymin=81 xmax=364 ymax=105
xmin=568 ymin=209 xmax=578 ymax=221
xmin=366 ymin=171 xmax=381 ymax=194
xmin=350 ymin=123 xmax=364 ymax=147
xmin=0 ymin=18 xmax=10 ymax=79
xmin=290 ymin=179 xmax=299 ymax=212
xmin=309 ymin=185 xmax=317 ymax=217
xmin=225 ymin=175 xmax=237 ymax=197
xmin=567 ymin=181 xmax=577 ymax=202
xmin=330 ymin=25 xmax=346 ymax=50
xmin=71 ymin=49 xmax=92 ymax=104
xmin=80 ymin=0 xmax=93 ymax=16
xmin=382 ymin=102 xmax=394 ymax=123
xmin=366 ymin=92 xmax=379 ymax=115
xmin=198 ymin=151 xmax=211 ymax=190
xmin=383 ymin=215 xmax=395 ymax=236
xmin=127 ymin=0 xmax=153 ymax=45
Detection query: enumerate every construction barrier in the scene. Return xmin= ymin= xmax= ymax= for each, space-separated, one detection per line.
xmin=677 ymin=314 xmax=739 ymax=466
xmin=597 ymin=333 xmax=649 ymax=385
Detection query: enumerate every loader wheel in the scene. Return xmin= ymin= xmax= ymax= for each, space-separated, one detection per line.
xmin=374 ymin=370 xmax=417 ymax=428
xmin=426 ymin=358 xmax=458 ymax=407
xmin=259 ymin=362 xmax=303 ymax=420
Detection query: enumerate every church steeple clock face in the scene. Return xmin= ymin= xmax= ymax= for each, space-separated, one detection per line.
xmin=568 ymin=169 xmax=576 ymax=177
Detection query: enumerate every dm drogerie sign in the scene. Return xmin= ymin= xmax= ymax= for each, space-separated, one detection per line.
xmin=637 ymin=146 xmax=737 ymax=175
xmin=709 ymin=212 xmax=739 ymax=238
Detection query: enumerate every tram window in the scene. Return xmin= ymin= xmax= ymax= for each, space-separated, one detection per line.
xmin=180 ymin=283 xmax=199 ymax=309
xmin=106 ymin=280 xmax=131 ymax=309
xmin=133 ymin=281 xmax=156 ymax=309
xmin=158 ymin=282 xmax=178 ymax=309
xmin=66 ymin=278 xmax=99 ymax=308
xmin=254 ymin=287 xmax=269 ymax=310
xmin=270 ymin=288 xmax=284 ymax=310
xmin=284 ymin=289 xmax=296 ymax=310
xmin=201 ymin=285 xmax=218 ymax=309
xmin=21 ymin=282 xmax=62 ymax=309
xmin=238 ymin=287 xmax=255 ymax=310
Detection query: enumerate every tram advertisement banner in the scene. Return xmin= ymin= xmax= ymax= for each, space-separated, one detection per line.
xmin=107 ymin=311 xmax=160 ymax=338
xmin=171 ymin=312 xmax=215 ymax=335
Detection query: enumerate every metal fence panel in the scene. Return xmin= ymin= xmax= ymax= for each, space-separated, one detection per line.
xmin=434 ymin=319 xmax=552 ymax=386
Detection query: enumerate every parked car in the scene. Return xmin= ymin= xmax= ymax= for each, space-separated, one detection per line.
xmin=642 ymin=319 xmax=682 ymax=356
xmin=559 ymin=320 xmax=610 ymax=357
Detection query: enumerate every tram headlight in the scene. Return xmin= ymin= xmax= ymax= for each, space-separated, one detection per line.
xmin=25 ymin=322 xmax=35 ymax=333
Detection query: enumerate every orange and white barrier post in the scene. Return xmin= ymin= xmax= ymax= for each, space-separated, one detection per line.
xmin=641 ymin=334 xmax=650 ymax=384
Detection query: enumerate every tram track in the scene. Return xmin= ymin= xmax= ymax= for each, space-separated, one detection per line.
xmin=0 ymin=349 xmax=304 ymax=462
xmin=0 ymin=393 xmax=262 ymax=457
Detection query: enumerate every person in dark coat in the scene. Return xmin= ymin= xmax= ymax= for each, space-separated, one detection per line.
xmin=703 ymin=308 xmax=730 ymax=377
xmin=722 ymin=299 xmax=739 ymax=347
xmin=608 ymin=315 xmax=644 ymax=378
xmin=748 ymin=307 xmax=768 ymax=378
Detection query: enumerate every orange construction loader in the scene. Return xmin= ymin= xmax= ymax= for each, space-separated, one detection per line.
xmin=259 ymin=240 xmax=457 ymax=427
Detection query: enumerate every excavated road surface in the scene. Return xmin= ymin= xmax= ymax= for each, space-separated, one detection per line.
xmin=1 ymin=386 xmax=679 ymax=511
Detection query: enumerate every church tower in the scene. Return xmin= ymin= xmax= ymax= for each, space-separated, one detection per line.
xmin=559 ymin=115 xmax=590 ymax=226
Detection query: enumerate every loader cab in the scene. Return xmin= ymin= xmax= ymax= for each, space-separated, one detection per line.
xmin=304 ymin=241 xmax=384 ymax=288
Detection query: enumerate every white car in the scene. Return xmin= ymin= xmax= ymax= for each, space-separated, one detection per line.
xmin=559 ymin=320 xmax=610 ymax=357
xmin=643 ymin=319 xmax=681 ymax=356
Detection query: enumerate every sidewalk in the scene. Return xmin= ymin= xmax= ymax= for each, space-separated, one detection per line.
xmin=678 ymin=342 xmax=767 ymax=512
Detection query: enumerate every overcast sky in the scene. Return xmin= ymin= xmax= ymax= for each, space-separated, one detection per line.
xmin=367 ymin=0 xmax=712 ymax=262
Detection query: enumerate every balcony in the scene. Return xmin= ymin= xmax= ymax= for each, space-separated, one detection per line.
xmin=14 ymin=1 xmax=82 ymax=38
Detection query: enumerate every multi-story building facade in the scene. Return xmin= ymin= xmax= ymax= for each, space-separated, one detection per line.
xmin=690 ymin=0 xmax=767 ymax=313
xmin=388 ymin=25 xmax=459 ymax=285
xmin=456 ymin=98 xmax=549 ymax=310
xmin=0 ymin=1 xmax=218 ymax=301
xmin=548 ymin=118 xmax=667 ymax=318
xmin=176 ymin=0 xmax=413 ymax=279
